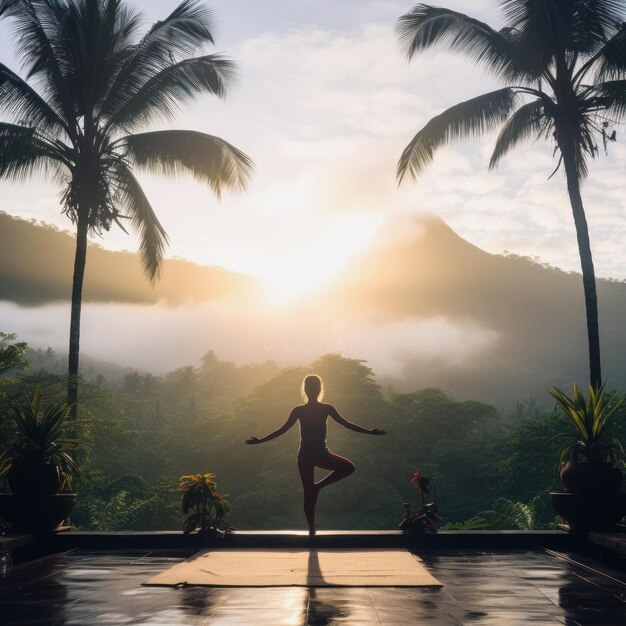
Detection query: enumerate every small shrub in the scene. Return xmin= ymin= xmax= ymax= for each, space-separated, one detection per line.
xmin=180 ymin=473 xmax=232 ymax=536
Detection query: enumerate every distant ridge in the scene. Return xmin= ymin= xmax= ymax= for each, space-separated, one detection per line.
xmin=314 ymin=214 xmax=626 ymax=400
xmin=3 ymin=210 xmax=626 ymax=402
xmin=324 ymin=214 xmax=590 ymax=329
xmin=0 ymin=212 xmax=261 ymax=305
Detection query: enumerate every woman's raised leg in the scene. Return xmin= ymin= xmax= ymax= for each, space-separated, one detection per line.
xmin=315 ymin=451 xmax=355 ymax=493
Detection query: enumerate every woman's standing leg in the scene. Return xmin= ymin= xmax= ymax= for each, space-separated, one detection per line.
xmin=297 ymin=455 xmax=317 ymax=535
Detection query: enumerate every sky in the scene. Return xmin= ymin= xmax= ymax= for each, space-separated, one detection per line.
xmin=1 ymin=0 xmax=625 ymax=380
xmin=1 ymin=0 xmax=625 ymax=289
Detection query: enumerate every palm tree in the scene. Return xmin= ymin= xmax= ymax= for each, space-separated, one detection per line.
xmin=396 ymin=0 xmax=626 ymax=389
xmin=0 ymin=0 xmax=252 ymax=419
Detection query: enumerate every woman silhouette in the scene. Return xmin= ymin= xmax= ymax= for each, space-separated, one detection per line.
xmin=246 ymin=374 xmax=385 ymax=535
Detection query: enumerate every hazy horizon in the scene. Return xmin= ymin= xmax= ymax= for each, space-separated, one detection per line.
xmin=4 ymin=211 xmax=626 ymax=407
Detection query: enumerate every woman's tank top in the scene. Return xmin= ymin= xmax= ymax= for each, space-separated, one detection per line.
xmin=297 ymin=412 xmax=329 ymax=458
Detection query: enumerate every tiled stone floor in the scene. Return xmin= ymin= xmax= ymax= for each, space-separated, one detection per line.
xmin=1 ymin=548 xmax=625 ymax=625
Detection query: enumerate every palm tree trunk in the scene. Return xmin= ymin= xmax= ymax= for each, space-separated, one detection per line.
xmin=561 ymin=144 xmax=602 ymax=389
xmin=67 ymin=211 xmax=89 ymax=421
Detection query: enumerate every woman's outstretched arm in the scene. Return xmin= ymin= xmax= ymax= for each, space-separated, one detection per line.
xmin=246 ymin=408 xmax=298 ymax=444
xmin=328 ymin=405 xmax=386 ymax=435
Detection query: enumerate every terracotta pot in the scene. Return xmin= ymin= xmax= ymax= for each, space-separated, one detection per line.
xmin=0 ymin=493 xmax=76 ymax=533
xmin=7 ymin=460 xmax=62 ymax=495
xmin=550 ymin=491 xmax=626 ymax=531
xmin=560 ymin=461 xmax=623 ymax=494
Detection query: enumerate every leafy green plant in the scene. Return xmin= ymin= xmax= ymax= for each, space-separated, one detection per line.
xmin=549 ymin=383 xmax=625 ymax=465
xmin=478 ymin=497 xmax=547 ymax=530
xmin=180 ymin=473 xmax=232 ymax=536
xmin=399 ymin=469 xmax=441 ymax=534
xmin=444 ymin=497 xmax=554 ymax=530
xmin=0 ymin=387 xmax=79 ymax=489
xmin=88 ymin=490 xmax=159 ymax=531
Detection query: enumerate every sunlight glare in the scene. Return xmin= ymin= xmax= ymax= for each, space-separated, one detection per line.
xmin=258 ymin=213 xmax=383 ymax=304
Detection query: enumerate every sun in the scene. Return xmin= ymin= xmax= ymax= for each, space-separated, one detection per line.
xmin=253 ymin=214 xmax=383 ymax=304
xmin=260 ymin=260 xmax=344 ymax=304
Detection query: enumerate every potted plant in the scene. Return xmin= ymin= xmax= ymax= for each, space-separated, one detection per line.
xmin=549 ymin=383 xmax=626 ymax=531
xmin=399 ymin=469 xmax=441 ymax=535
xmin=550 ymin=383 xmax=624 ymax=492
xmin=0 ymin=388 xmax=79 ymax=533
xmin=180 ymin=473 xmax=232 ymax=536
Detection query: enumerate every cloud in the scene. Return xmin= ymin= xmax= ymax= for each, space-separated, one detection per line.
xmin=229 ymin=19 xmax=626 ymax=281
xmin=0 ymin=301 xmax=500 ymax=380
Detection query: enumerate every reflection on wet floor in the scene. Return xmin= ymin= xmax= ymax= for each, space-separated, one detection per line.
xmin=1 ymin=548 xmax=625 ymax=624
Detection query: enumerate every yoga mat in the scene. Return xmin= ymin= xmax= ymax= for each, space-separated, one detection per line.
xmin=143 ymin=548 xmax=442 ymax=587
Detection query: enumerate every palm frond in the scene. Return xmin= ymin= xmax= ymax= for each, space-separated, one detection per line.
xmin=0 ymin=0 xmax=18 ymax=18
xmin=56 ymin=0 xmax=138 ymax=118
xmin=592 ymin=22 xmax=626 ymax=81
xmin=97 ymin=0 xmax=216 ymax=120
xmin=397 ymin=5 xmax=535 ymax=81
xmin=397 ymin=87 xmax=518 ymax=182
xmin=576 ymin=122 xmax=596 ymax=178
xmin=567 ymin=0 xmax=625 ymax=53
xmin=6 ymin=0 xmax=77 ymax=135
xmin=589 ymin=79 xmax=626 ymax=121
xmin=490 ymin=98 xmax=550 ymax=169
xmin=85 ymin=0 xmax=144 ymax=112
xmin=0 ymin=62 xmax=68 ymax=134
xmin=111 ymin=165 xmax=168 ymax=281
xmin=0 ymin=122 xmax=66 ymax=182
xmin=13 ymin=0 xmax=68 ymax=78
xmin=500 ymin=0 xmax=624 ymax=57
xmin=104 ymin=54 xmax=235 ymax=130
xmin=113 ymin=0 xmax=143 ymax=40
xmin=143 ymin=0 xmax=215 ymax=59
xmin=121 ymin=130 xmax=253 ymax=196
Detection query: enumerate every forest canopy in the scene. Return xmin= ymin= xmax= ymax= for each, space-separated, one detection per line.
xmin=2 ymin=344 xmax=607 ymax=531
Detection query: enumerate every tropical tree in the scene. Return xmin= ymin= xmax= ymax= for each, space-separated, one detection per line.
xmin=0 ymin=332 xmax=28 ymax=375
xmin=396 ymin=0 xmax=626 ymax=389
xmin=0 ymin=0 xmax=252 ymax=420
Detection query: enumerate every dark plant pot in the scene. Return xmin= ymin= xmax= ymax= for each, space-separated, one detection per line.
xmin=0 ymin=493 xmax=76 ymax=534
xmin=560 ymin=461 xmax=623 ymax=494
xmin=550 ymin=491 xmax=626 ymax=532
xmin=7 ymin=460 xmax=61 ymax=495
